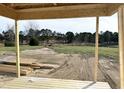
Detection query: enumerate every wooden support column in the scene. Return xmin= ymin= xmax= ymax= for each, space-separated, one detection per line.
xmin=118 ymin=6 xmax=124 ymax=89
xmin=15 ymin=20 xmax=20 ymax=78
xmin=94 ymin=17 xmax=99 ymax=82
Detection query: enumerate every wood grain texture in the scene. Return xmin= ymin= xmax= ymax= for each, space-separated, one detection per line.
xmin=0 ymin=4 xmax=122 ymax=19
xmin=0 ymin=64 xmax=32 ymax=75
xmin=0 ymin=4 xmax=17 ymax=19
xmin=15 ymin=20 xmax=21 ymax=77
xmin=118 ymin=6 xmax=124 ymax=89
xmin=18 ymin=7 xmax=107 ymax=20
xmin=1 ymin=77 xmax=111 ymax=89
xmin=94 ymin=17 xmax=99 ymax=82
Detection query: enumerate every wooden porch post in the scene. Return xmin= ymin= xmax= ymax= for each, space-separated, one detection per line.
xmin=15 ymin=20 xmax=20 ymax=78
xmin=94 ymin=17 xmax=99 ymax=82
xmin=118 ymin=6 xmax=124 ymax=89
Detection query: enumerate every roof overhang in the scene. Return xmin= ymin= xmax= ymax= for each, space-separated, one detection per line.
xmin=0 ymin=3 xmax=123 ymax=20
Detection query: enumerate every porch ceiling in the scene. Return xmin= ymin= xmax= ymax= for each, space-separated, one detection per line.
xmin=0 ymin=3 xmax=123 ymax=20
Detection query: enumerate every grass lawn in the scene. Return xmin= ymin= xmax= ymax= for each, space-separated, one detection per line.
xmin=51 ymin=44 xmax=119 ymax=59
xmin=0 ymin=45 xmax=43 ymax=52
xmin=0 ymin=44 xmax=119 ymax=60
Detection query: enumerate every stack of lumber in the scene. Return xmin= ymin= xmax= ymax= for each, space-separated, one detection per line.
xmin=2 ymin=61 xmax=57 ymax=69
xmin=0 ymin=61 xmax=58 ymax=75
xmin=2 ymin=61 xmax=42 ymax=69
xmin=0 ymin=64 xmax=33 ymax=75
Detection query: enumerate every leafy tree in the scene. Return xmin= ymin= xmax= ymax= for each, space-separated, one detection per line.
xmin=28 ymin=28 xmax=35 ymax=37
xmin=78 ymin=33 xmax=85 ymax=43
xmin=99 ymin=31 xmax=104 ymax=44
xmin=66 ymin=31 xmax=74 ymax=43
xmin=0 ymin=33 xmax=4 ymax=42
xmin=103 ymin=31 xmax=113 ymax=45
xmin=112 ymin=32 xmax=118 ymax=43
xmin=74 ymin=33 xmax=81 ymax=43
xmin=2 ymin=29 xmax=15 ymax=47
xmin=39 ymin=29 xmax=53 ymax=43
xmin=2 ymin=30 xmax=15 ymax=41
xmin=1 ymin=23 xmax=118 ymax=46
xmin=29 ymin=37 xmax=39 ymax=46
xmin=19 ymin=31 xmax=24 ymax=44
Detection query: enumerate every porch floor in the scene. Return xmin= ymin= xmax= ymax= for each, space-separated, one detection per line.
xmin=0 ymin=77 xmax=111 ymax=89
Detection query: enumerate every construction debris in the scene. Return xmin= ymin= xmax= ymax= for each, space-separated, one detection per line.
xmin=1 ymin=61 xmax=58 ymax=69
xmin=0 ymin=64 xmax=33 ymax=75
xmin=0 ymin=60 xmax=58 ymax=75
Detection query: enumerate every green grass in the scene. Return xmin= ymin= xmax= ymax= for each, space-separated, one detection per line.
xmin=0 ymin=44 xmax=119 ymax=60
xmin=51 ymin=45 xmax=119 ymax=59
xmin=0 ymin=45 xmax=43 ymax=52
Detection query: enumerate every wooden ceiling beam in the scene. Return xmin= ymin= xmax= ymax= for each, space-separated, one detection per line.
xmin=17 ymin=4 xmax=108 ymax=12
xmin=5 ymin=3 xmax=84 ymax=10
xmin=0 ymin=4 xmax=17 ymax=19
xmin=17 ymin=8 xmax=108 ymax=20
xmin=17 ymin=4 xmax=109 ymax=20
xmin=107 ymin=4 xmax=122 ymax=15
xmin=17 ymin=4 xmax=122 ymax=20
xmin=0 ymin=4 xmax=122 ymax=20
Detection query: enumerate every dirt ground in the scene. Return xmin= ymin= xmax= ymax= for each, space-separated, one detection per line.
xmin=0 ymin=48 xmax=120 ymax=88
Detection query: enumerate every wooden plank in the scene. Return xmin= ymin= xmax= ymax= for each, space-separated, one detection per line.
xmin=0 ymin=4 xmax=17 ymax=19
xmin=2 ymin=61 xmax=41 ymax=68
xmin=0 ymin=64 xmax=32 ymax=75
xmin=0 ymin=67 xmax=31 ymax=75
xmin=94 ymin=17 xmax=99 ymax=82
xmin=107 ymin=4 xmax=122 ymax=16
xmin=0 ymin=4 xmax=122 ymax=20
xmin=118 ymin=6 xmax=124 ymax=89
xmin=0 ymin=64 xmax=33 ymax=71
xmin=15 ymin=20 xmax=20 ymax=77
xmin=16 ymin=4 xmax=122 ymax=20
xmin=18 ymin=4 xmax=108 ymax=12
xmin=2 ymin=61 xmax=58 ymax=69
xmin=1 ymin=77 xmax=111 ymax=89
xmin=17 ymin=4 xmax=108 ymax=20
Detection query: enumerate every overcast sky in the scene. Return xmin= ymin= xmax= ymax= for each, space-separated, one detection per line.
xmin=0 ymin=13 xmax=118 ymax=34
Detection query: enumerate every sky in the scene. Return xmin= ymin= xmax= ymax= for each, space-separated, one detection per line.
xmin=0 ymin=13 xmax=118 ymax=34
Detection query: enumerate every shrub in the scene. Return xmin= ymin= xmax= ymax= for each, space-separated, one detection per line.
xmin=29 ymin=37 xmax=39 ymax=46
xmin=4 ymin=41 xmax=15 ymax=47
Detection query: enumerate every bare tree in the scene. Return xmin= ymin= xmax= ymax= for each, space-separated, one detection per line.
xmin=6 ymin=24 xmax=15 ymax=32
xmin=24 ymin=21 xmax=39 ymax=35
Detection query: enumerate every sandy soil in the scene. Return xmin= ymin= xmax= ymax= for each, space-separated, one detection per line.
xmin=0 ymin=48 xmax=120 ymax=88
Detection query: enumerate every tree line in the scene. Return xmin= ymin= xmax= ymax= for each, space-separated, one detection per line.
xmin=0 ymin=27 xmax=118 ymax=46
